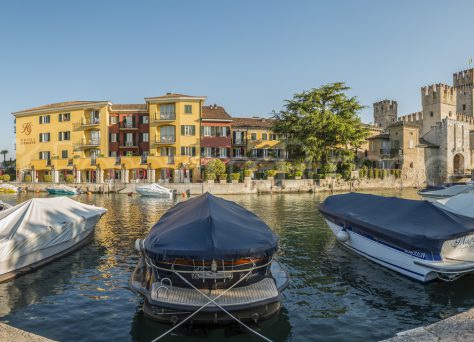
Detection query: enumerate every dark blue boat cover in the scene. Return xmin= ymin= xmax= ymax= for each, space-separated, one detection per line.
xmin=144 ymin=193 xmax=278 ymax=260
xmin=319 ymin=193 xmax=474 ymax=253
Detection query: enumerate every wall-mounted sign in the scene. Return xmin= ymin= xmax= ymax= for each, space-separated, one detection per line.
xmin=20 ymin=122 xmax=33 ymax=135
xmin=20 ymin=137 xmax=36 ymax=145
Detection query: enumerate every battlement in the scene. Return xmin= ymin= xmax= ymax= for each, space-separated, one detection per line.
xmin=455 ymin=112 xmax=474 ymax=125
xmin=374 ymin=100 xmax=397 ymax=113
xmin=421 ymin=83 xmax=456 ymax=106
xmin=453 ymin=68 xmax=474 ymax=87
xmin=399 ymin=111 xmax=423 ymax=123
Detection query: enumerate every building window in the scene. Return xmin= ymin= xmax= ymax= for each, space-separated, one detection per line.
xmin=201 ymin=147 xmax=212 ymax=158
xmin=430 ymin=112 xmax=434 ymax=117
xmin=142 ymin=116 xmax=149 ymax=124
xmin=39 ymin=115 xmax=50 ymax=124
xmin=270 ymin=133 xmax=277 ymax=140
xmin=409 ymin=139 xmax=414 ymax=149
xmin=58 ymin=131 xmax=70 ymax=141
xmin=39 ymin=151 xmax=50 ymax=160
xmin=142 ymin=133 xmax=149 ymax=142
xmin=109 ymin=151 xmax=117 ymax=157
xmin=61 ymin=150 xmax=68 ymax=159
xmin=181 ymin=146 xmax=196 ymax=156
xmin=110 ymin=116 xmax=118 ymax=125
xmin=160 ymin=126 xmax=175 ymax=143
xmin=219 ymin=148 xmax=227 ymax=158
xmin=39 ymin=133 xmax=50 ymax=142
xmin=181 ymin=125 xmax=196 ymax=136
xmin=463 ymin=104 xmax=466 ymax=111
xmin=233 ymin=148 xmax=242 ymax=158
xmin=262 ymin=133 xmax=268 ymax=140
xmin=59 ymin=113 xmax=70 ymax=122
xmin=251 ymin=133 xmax=257 ymax=141
xmin=160 ymin=104 xmax=176 ymax=120
xmin=184 ymin=105 xmax=192 ymax=114
xmin=110 ymin=133 xmax=117 ymax=143
xmin=123 ymin=116 xmax=134 ymax=128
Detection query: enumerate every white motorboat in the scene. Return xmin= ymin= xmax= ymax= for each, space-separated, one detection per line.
xmin=46 ymin=184 xmax=78 ymax=195
xmin=136 ymin=183 xmax=173 ymax=198
xmin=418 ymin=184 xmax=473 ymax=201
xmin=319 ymin=193 xmax=474 ymax=283
xmin=0 ymin=196 xmax=107 ymax=282
xmin=0 ymin=184 xmax=18 ymax=193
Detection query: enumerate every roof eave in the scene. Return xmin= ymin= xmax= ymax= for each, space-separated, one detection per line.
xmin=12 ymin=101 xmax=112 ymax=117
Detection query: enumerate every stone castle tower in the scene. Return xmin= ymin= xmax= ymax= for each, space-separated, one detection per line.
xmin=421 ymin=83 xmax=456 ymax=135
xmin=373 ymin=100 xmax=397 ymax=130
xmin=453 ymin=69 xmax=474 ymax=115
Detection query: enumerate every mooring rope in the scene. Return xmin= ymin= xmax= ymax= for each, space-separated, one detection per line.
xmin=150 ymin=267 xmax=259 ymax=341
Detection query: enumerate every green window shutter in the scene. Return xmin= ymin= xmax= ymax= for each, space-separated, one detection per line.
xmin=191 ymin=125 xmax=195 ymax=135
xmin=181 ymin=125 xmax=185 ymax=135
xmin=192 ymin=147 xmax=196 ymax=156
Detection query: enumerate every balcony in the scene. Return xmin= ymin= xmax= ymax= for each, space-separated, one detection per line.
xmin=152 ymin=113 xmax=176 ymax=122
xmin=119 ymin=122 xmax=138 ymax=130
xmin=73 ymin=139 xmax=101 ymax=150
xmin=380 ymin=148 xmax=403 ymax=158
xmin=73 ymin=117 xmax=100 ymax=129
xmin=152 ymin=136 xmax=176 ymax=145
xmin=232 ymin=138 xmax=247 ymax=146
xmin=119 ymin=141 xmax=139 ymax=149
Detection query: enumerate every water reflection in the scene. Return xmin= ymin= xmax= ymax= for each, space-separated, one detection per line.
xmin=0 ymin=190 xmax=472 ymax=342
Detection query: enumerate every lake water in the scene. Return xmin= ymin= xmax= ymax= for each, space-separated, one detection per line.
xmin=1 ymin=190 xmax=474 ymax=342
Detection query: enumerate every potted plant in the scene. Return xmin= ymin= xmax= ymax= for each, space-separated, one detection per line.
xmin=231 ymin=172 xmax=240 ymax=183
xmin=24 ymin=175 xmax=32 ymax=183
xmin=265 ymin=169 xmax=277 ymax=180
xmin=294 ymin=170 xmax=303 ymax=179
xmin=205 ymin=172 xmax=216 ymax=183
xmin=218 ymin=172 xmax=227 ymax=184
xmin=43 ymin=174 xmax=52 ymax=183
xmin=244 ymin=169 xmax=252 ymax=180
xmin=65 ymin=174 xmax=75 ymax=183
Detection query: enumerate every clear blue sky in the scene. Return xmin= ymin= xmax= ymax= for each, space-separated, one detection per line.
xmin=1 ymin=0 xmax=474 ymax=158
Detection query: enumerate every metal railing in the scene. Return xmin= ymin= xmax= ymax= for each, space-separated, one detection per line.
xmin=153 ymin=113 xmax=176 ymax=121
xmin=154 ymin=136 xmax=176 ymax=144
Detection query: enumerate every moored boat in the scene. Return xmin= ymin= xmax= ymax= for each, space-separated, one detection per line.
xmin=319 ymin=193 xmax=474 ymax=282
xmin=0 ymin=197 xmax=107 ymax=282
xmin=46 ymin=184 xmax=78 ymax=195
xmin=0 ymin=184 xmax=18 ymax=193
xmin=418 ymin=183 xmax=473 ymax=201
xmin=136 ymin=183 xmax=173 ymax=198
xmin=130 ymin=192 xmax=288 ymax=325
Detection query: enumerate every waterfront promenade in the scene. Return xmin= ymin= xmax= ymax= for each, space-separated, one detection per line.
xmin=0 ymin=323 xmax=55 ymax=342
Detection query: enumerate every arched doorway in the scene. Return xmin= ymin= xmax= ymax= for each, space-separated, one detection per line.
xmin=453 ymin=153 xmax=465 ymax=175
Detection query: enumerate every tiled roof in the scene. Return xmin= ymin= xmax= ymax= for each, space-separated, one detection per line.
xmin=110 ymin=104 xmax=147 ymax=111
xmin=202 ymin=105 xmax=232 ymax=121
xmin=148 ymin=93 xmax=203 ymax=99
xmin=15 ymin=101 xmax=105 ymax=113
xmin=368 ymin=133 xmax=390 ymax=140
xmin=418 ymin=138 xmax=439 ymax=148
xmin=231 ymin=117 xmax=274 ymax=129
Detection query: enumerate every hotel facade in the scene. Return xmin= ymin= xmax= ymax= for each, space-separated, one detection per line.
xmin=13 ymin=93 xmax=286 ymax=183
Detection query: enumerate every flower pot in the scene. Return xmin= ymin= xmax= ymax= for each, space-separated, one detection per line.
xmin=295 ymin=176 xmax=302 ymax=180
xmin=207 ymin=180 xmax=215 ymax=184
xmin=232 ymin=180 xmax=239 ymax=184
xmin=220 ymin=180 xmax=227 ymax=184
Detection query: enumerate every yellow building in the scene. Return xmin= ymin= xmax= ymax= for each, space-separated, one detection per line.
xmin=13 ymin=94 xmax=206 ymax=183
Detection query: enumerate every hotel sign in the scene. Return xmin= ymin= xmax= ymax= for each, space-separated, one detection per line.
xmin=20 ymin=122 xmax=35 ymax=144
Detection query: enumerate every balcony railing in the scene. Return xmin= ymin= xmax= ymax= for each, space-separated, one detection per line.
xmin=232 ymin=138 xmax=247 ymax=145
xmin=120 ymin=122 xmax=138 ymax=129
xmin=73 ymin=139 xmax=100 ymax=150
xmin=153 ymin=136 xmax=176 ymax=144
xmin=380 ymin=148 xmax=403 ymax=158
xmin=73 ymin=117 xmax=100 ymax=129
xmin=153 ymin=113 xmax=176 ymax=121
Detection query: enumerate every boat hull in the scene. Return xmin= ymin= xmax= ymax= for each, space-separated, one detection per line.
xmin=136 ymin=188 xmax=172 ymax=198
xmin=0 ymin=213 xmax=102 ymax=282
xmin=324 ymin=219 xmax=439 ymax=282
xmin=46 ymin=189 xmax=77 ymax=195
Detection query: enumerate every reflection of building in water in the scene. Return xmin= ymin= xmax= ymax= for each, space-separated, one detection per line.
xmin=367 ymin=68 xmax=474 ymax=185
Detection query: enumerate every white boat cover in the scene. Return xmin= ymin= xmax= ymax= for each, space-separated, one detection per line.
xmin=422 ymin=184 xmax=473 ymax=198
xmin=137 ymin=183 xmax=172 ymax=195
xmin=0 ymin=184 xmax=18 ymax=192
xmin=435 ymin=193 xmax=474 ymax=218
xmin=0 ymin=197 xmax=106 ymax=264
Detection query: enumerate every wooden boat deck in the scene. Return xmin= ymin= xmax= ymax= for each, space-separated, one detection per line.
xmin=147 ymin=277 xmax=279 ymax=307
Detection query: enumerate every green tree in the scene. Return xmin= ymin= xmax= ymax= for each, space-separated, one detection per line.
xmin=273 ymin=83 xmax=369 ymax=169
xmin=0 ymin=150 xmax=8 ymax=165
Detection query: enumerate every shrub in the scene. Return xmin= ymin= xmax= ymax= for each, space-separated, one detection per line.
xmin=383 ymin=169 xmax=389 ymax=179
xmin=24 ymin=175 xmax=32 ymax=182
xmin=206 ymin=159 xmax=225 ymax=176
xmin=1 ymin=174 xmax=9 ymax=182
xmin=231 ymin=173 xmax=240 ymax=181
xmin=244 ymin=169 xmax=252 ymax=177
xmin=65 ymin=174 xmax=75 ymax=183
xmin=294 ymin=170 xmax=303 ymax=177
xmin=205 ymin=172 xmax=216 ymax=181
xmin=369 ymin=168 xmax=374 ymax=179
xmin=43 ymin=174 xmax=52 ymax=183
xmin=394 ymin=169 xmax=401 ymax=179
xmin=265 ymin=170 xmax=277 ymax=178
xmin=217 ymin=172 xmax=227 ymax=182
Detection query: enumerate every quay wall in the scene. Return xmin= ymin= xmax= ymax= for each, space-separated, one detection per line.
xmin=14 ymin=176 xmax=421 ymax=195
xmin=0 ymin=323 xmax=56 ymax=342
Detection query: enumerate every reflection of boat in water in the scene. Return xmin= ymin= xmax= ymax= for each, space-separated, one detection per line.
xmin=319 ymin=193 xmax=474 ymax=283
xmin=0 ymin=184 xmax=18 ymax=193
xmin=0 ymin=197 xmax=107 ymax=282
xmin=130 ymin=193 xmax=288 ymax=326
xmin=46 ymin=184 xmax=79 ymax=195
xmin=136 ymin=183 xmax=173 ymax=198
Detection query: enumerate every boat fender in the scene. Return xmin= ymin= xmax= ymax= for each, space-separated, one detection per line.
xmin=135 ymin=239 xmax=143 ymax=252
xmin=251 ymin=312 xmax=260 ymax=324
xmin=336 ymin=229 xmax=350 ymax=243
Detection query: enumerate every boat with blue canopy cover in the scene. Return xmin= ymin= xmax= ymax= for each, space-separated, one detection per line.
xmin=144 ymin=192 xmax=278 ymax=260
